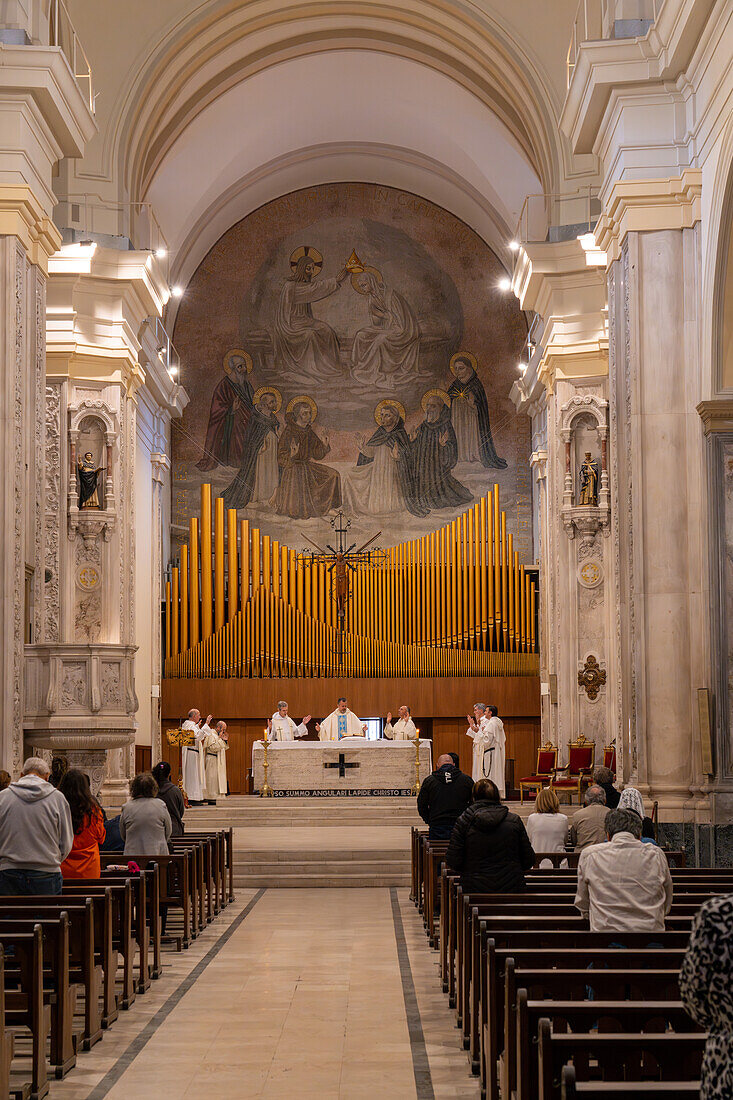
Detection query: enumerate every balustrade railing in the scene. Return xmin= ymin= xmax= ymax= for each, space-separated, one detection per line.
xmin=49 ymin=0 xmax=94 ymax=111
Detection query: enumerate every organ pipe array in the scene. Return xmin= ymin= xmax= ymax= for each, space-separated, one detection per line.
xmin=164 ymin=483 xmax=538 ymax=679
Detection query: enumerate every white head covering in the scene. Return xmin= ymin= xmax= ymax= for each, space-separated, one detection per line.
xmin=618 ymin=786 xmax=645 ymax=819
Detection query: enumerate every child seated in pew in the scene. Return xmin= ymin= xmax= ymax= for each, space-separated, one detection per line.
xmin=58 ymin=769 xmax=106 ymax=879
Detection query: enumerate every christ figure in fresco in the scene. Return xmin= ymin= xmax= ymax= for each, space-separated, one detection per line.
xmin=411 ymin=391 xmax=473 ymax=511
xmin=273 ymin=246 xmax=348 ymax=385
xmin=349 ymin=267 xmax=421 ymax=389
xmin=197 ymin=349 xmax=255 ymax=470
xmin=447 ymin=351 xmax=507 ymax=469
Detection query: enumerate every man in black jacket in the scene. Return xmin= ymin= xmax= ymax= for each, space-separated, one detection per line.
xmin=445 ymin=778 xmax=535 ymax=892
xmin=417 ymin=754 xmax=473 ymax=840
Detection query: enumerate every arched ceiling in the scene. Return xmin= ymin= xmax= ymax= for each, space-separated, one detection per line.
xmin=145 ymin=50 xmax=542 ymax=286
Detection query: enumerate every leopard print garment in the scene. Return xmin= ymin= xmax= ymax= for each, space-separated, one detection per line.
xmin=679 ymin=894 xmax=733 ymax=1099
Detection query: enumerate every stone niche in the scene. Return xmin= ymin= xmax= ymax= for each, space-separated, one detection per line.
xmin=560 ymin=394 xmax=611 ymax=546
xmin=23 ymin=644 xmax=137 ymax=800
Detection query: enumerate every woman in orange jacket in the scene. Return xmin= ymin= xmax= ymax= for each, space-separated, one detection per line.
xmin=58 ymin=769 xmax=106 ymax=878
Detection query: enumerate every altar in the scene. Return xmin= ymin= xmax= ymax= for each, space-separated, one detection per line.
xmin=251 ymin=738 xmax=433 ymax=795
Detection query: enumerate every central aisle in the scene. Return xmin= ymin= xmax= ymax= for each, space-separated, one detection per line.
xmin=57 ymin=889 xmax=479 ymax=1100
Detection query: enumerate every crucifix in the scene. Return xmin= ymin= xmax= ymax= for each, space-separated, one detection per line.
xmin=300 ymin=510 xmax=385 ymax=668
xmin=324 ymin=753 xmax=361 ymax=779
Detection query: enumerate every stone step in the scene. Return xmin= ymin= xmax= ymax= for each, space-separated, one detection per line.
xmin=234 ymin=872 xmax=412 ymax=888
xmin=235 ymin=849 xmax=408 ymax=863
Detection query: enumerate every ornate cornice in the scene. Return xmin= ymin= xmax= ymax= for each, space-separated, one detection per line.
xmin=0 ymin=187 xmax=62 ymax=271
xmin=696 ymin=400 xmax=733 ymax=436
xmin=594 ymin=171 xmax=702 ymax=264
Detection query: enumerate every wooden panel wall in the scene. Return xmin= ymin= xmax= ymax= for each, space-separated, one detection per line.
xmin=160 ymin=676 xmax=541 ymax=796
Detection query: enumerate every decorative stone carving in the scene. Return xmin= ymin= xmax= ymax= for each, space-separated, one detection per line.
xmin=23 ymin=645 xmax=137 ymax=804
xmin=44 ymin=385 xmax=62 ymax=642
xmin=60 ymin=663 xmax=86 ymax=708
xmin=578 ymin=559 xmax=604 ymax=589
xmin=74 ymin=593 xmax=102 ymax=642
xmin=560 ymin=394 xmax=611 ymax=542
xmin=67 ymin=399 xmax=118 ymax=546
xmin=578 ymin=654 xmax=607 ymax=701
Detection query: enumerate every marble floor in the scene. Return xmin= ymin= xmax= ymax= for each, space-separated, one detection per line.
xmin=51 ymin=889 xmax=479 ymax=1100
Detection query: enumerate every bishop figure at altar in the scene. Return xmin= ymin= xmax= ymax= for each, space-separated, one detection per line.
xmin=316 ymin=697 xmax=367 ymax=740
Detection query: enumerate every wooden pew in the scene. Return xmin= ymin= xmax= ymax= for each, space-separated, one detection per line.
xmin=561 ymin=1062 xmax=700 ymax=1097
xmin=0 ymin=949 xmax=14 ymax=1100
xmin=0 ymin=899 xmax=101 ymax=1054
xmin=0 ymin=916 xmax=77 ymax=1082
xmin=66 ymin=871 xmax=154 ymax=994
xmin=537 ymin=1021 xmax=704 ymax=1099
xmin=102 ymin=853 xmax=194 ymax=948
xmin=481 ymin=933 xmax=692 ymax=1100
xmin=0 ymin=926 xmax=49 ymax=1100
xmin=504 ymin=962 xmax=683 ymax=1098
xmin=517 ymin=994 xmax=699 ymax=1100
xmin=101 ymin=866 xmax=162 ymax=981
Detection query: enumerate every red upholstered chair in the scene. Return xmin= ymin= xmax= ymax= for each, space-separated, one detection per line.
xmin=519 ymin=743 xmax=558 ymax=804
xmin=603 ymin=745 xmax=616 ymax=778
xmin=550 ymin=734 xmax=595 ymax=803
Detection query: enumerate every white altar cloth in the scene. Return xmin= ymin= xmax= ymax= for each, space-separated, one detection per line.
xmin=252 ymin=738 xmax=432 ymax=795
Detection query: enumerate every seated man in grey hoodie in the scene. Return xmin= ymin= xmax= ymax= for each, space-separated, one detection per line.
xmin=0 ymin=757 xmax=73 ymax=895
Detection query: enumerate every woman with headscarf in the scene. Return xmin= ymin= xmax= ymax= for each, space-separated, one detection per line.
xmin=350 ymin=267 xmax=421 ymax=389
xmin=618 ymin=786 xmax=656 ymax=843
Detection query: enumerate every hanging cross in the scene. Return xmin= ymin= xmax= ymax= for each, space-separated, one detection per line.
xmin=323 ymin=753 xmax=361 ymax=779
xmin=299 ymin=510 xmax=385 ymax=667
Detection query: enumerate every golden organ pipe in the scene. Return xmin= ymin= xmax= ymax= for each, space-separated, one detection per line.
xmin=507 ymin=532 xmax=515 ymax=650
xmin=171 ymin=567 xmax=179 ymax=656
xmin=227 ymin=509 xmax=238 ymax=622
xmin=513 ymin=550 xmax=520 ymax=653
xmin=201 ymin=484 xmax=213 ymax=639
xmin=180 ymin=545 xmax=189 ymax=653
xmin=501 ymin=510 xmax=508 ymax=650
xmin=165 ymin=580 xmax=171 ymax=662
xmin=189 ymin=517 xmax=199 ymax=647
xmin=214 ymin=496 xmax=225 ymax=632
xmin=493 ymin=485 xmax=500 ymax=640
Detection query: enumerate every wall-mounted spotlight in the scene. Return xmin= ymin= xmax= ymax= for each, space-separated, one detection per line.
xmin=170 ymin=285 xmax=183 ymax=298
xmin=498 ymin=276 xmax=511 ymax=292
xmin=508 ymin=240 xmax=520 ymax=252
xmin=155 ymin=247 xmax=167 ymax=259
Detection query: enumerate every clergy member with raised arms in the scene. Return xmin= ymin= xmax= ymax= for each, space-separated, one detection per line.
xmin=316 ymin=697 xmax=367 ymax=740
xmin=268 ymin=701 xmax=312 ymax=741
xmin=181 ymin=708 xmax=209 ymax=804
xmin=466 ymin=702 xmax=506 ymax=795
xmin=383 ymin=706 xmax=417 ymax=740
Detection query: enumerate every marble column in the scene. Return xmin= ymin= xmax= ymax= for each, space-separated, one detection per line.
xmin=608 ymin=226 xmax=705 ymax=811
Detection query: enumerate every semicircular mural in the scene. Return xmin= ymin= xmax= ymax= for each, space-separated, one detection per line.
xmin=171 ymin=183 xmax=532 ymax=556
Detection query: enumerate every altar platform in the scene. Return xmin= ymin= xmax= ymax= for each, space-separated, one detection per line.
xmin=252 ymin=737 xmax=432 ymax=795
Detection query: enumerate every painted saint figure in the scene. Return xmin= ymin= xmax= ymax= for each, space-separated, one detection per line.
xmin=273 ymin=397 xmax=341 ymax=519
xmin=344 ymin=400 xmax=428 ymax=517
xmin=447 ymin=352 xmax=507 ymax=469
xmin=579 ymin=451 xmax=599 ymax=506
xmin=273 ymin=246 xmax=347 ymax=384
xmin=78 ymin=452 xmax=104 ymax=510
xmin=222 ymin=388 xmax=281 ymax=510
xmin=412 ymin=391 xmax=473 ymax=511
xmin=196 ymin=349 xmax=255 ymax=470
xmin=350 ymin=266 xmax=421 ymax=389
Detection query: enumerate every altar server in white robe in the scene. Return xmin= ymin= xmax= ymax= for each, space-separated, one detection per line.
xmin=201 ymin=720 xmax=229 ymax=802
xmin=268 ymin=701 xmax=312 ymax=741
xmin=383 ymin=705 xmax=417 ymax=740
xmin=466 ymin=702 xmax=506 ymax=795
xmin=316 ymin=697 xmax=367 ymax=740
xmin=181 ymin=708 xmax=209 ymax=803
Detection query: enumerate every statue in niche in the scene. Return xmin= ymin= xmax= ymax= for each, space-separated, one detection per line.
xmin=77 ymin=452 xmax=105 ymax=510
xmin=578 ymin=452 xmax=599 ymax=506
